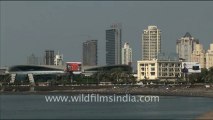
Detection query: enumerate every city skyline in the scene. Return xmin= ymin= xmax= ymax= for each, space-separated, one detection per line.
xmin=1 ymin=1 xmax=213 ymax=70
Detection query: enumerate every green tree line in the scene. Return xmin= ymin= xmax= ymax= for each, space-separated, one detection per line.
xmin=188 ymin=67 xmax=213 ymax=83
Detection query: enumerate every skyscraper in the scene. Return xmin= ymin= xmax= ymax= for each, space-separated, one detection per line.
xmin=45 ymin=50 xmax=54 ymax=65
xmin=106 ymin=24 xmax=122 ymax=65
xmin=191 ymin=43 xmax=206 ymax=68
xmin=206 ymin=43 xmax=213 ymax=69
xmin=122 ymin=42 xmax=132 ymax=66
xmin=176 ymin=32 xmax=199 ymax=62
xmin=142 ymin=25 xmax=161 ymax=60
xmin=83 ymin=40 xmax=98 ymax=66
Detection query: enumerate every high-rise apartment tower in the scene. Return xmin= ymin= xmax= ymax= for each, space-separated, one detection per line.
xmin=176 ymin=32 xmax=199 ymax=62
xmin=122 ymin=42 xmax=132 ymax=65
xmin=142 ymin=25 xmax=161 ymax=60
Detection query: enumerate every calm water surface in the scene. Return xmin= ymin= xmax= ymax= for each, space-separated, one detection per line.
xmin=1 ymin=95 xmax=213 ymax=119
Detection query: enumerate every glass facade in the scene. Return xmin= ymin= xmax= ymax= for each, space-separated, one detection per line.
xmin=106 ymin=28 xmax=121 ymax=65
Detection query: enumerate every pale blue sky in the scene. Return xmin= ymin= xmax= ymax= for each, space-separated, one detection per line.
xmin=1 ymin=1 xmax=213 ymax=70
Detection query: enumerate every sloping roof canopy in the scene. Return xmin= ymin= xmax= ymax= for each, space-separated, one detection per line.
xmin=8 ymin=65 xmax=62 ymax=72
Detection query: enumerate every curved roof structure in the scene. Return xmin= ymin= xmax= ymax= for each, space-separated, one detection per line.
xmin=8 ymin=65 xmax=65 ymax=74
xmin=9 ymin=65 xmax=62 ymax=72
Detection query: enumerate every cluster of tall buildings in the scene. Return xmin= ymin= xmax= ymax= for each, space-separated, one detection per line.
xmin=137 ymin=25 xmax=213 ymax=81
xmin=27 ymin=50 xmax=63 ymax=66
xmin=82 ymin=23 xmax=132 ymax=66
xmin=176 ymin=32 xmax=213 ymax=69
xmin=27 ymin=23 xmax=133 ymax=67
xmin=27 ymin=23 xmax=213 ymax=79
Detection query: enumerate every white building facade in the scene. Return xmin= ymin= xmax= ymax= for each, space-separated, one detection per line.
xmin=142 ymin=25 xmax=161 ymax=60
xmin=122 ymin=42 xmax=132 ymax=65
xmin=54 ymin=52 xmax=63 ymax=66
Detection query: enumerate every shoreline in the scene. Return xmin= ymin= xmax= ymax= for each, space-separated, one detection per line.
xmin=196 ymin=111 xmax=213 ymax=119
xmin=1 ymin=85 xmax=213 ymax=98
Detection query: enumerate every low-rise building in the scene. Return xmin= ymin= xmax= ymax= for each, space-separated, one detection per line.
xmin=137 ymin=60 xmax=158 ymax=80
xmin=137 ymin=59 xmax=182 ymax=81
xmin=158 ymin=60 xmax=182 ymax=80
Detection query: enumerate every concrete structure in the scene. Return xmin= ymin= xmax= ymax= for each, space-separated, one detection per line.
xmin=8 ymin=65 xmax=65 ymax=83
xmin=122 ymin=42 xmax=132 ymax=65
xmin=191 ymin=43 xmax=206 ymax=68
xmin=142 ymin=25 xmax=161 ymax=60
xmin=45 ymin=50 xmax=55 ymax=65
xmin=158 ymin=60 xmax=181 ymax=79
xmin=0 ymin=67 xmax=8 ymax=75
xmin=106 ymin=24 xmax=122 ymax=65
xmin=206 ymin=43 xmax=213 ymax=69
xmin=137 ymin=59 xmax=182 ymax=81
xmin=27 ymin=54 xmax=39 ymax=65
xmin=54 ymin=51 xmax=63 ymax=66
xmin=137 ymin=60 xmax=158 ymax=80
xmin=83 ymin=40 xmax=98 ymax=66
xmin=176 ymin=32 xmax=199 ymax=62
xmin=84 ymin=64 xmax=132 ymax=77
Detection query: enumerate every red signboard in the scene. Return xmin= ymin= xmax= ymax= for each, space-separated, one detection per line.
xmin=66 ymin=62 xmax=81 ymax=72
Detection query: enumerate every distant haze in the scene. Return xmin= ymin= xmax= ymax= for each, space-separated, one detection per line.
xmin=1 ymin=1 xmax=213 ymax=70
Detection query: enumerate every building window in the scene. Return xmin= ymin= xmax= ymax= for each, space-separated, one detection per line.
xmin=141 ymin=72 xmax=144 ymax=76
xmin=151 ymin=72 xmax=155 ymax=76
xmin=169 ymin=73 xmax=174 ymax=76
xmin=151 ymin=68 xmax=155 ymax=71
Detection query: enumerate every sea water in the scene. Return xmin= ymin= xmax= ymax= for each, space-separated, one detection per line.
xmin=0 ymin=95 xmax=213 ymax=119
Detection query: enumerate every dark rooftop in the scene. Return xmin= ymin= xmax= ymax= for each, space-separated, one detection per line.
xmin=184 ymin=32 xmax=192 ymax=38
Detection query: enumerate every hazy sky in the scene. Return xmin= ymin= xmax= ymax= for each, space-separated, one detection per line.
xmin=1 ymin=1 xmax=213 ymax=69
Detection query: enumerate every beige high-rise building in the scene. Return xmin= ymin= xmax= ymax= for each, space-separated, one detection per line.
xmin=142 ymin=25 xmax=161 ymax=60
xmin=206 ymin=43 xmax=213 ymax=69
xmin=191 ymin=43 xmax=206 ymax=68
xmin=176 ymin=32 xmax=199 ymax=62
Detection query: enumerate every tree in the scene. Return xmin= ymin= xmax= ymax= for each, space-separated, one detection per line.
xmin=205 ymin=67 xmax=213 ymax=83
xmin=92 ymin=67 xmax=135 ymax=85
xmin=200 ymin=68 xmax=209 ymax=83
